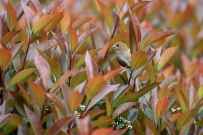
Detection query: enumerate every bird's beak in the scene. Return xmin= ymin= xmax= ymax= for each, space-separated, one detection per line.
xmin=112 ymin=45 xmax=116 ymax=48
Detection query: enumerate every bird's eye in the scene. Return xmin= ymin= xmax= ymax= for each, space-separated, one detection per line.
xmin=116 ymin=44 xmax=119 ymax=47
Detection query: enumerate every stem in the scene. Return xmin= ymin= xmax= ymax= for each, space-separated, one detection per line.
xmin=128 ymin=70 xmax=133 ymax=85
xmin=68 ymin=55 xmax=72 ymax=86
xmin=22 ymin=39 xmax=31 ymax=70
xmin=111 ymin=16 xmax=119 ymax=40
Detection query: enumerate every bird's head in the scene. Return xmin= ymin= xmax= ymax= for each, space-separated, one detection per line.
xmin=112 ymin=42 xmax=129 ymax=52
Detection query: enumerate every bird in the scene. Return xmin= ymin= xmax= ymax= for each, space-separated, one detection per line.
xmin=112 ymin=42 xmax=131 ymax=68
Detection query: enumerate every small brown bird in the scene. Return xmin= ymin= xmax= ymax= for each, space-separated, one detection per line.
xmin=112 ymin=42 xmax=131 ymax=68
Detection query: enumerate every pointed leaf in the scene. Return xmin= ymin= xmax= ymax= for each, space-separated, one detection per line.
xmin=24 ymin=106 xmax=43 ymax=135
xmin=157 ymin=45 xmax=179 ymax=71
xmin=72 ymin=16 xmax=92 ymax=30
xmin=92 ymin=116 xmax=113 ymax=127
xmin=60 ymin=10 xmax=70 ymax=32
xmin=106 ymin=97 xmax=112 ymax=116
xmin=34 ymin=54 xmax=50 ymax=88
xmin=8 ymin=68 xmax=36 ymax=88
xmin=6 ymin=2 xmax=17 ymax=31
xmin=2 ymin=30 xmax=20 ymax=44
xmin=82 ymin=109 xmax=106 ymax=119
xmin=85 ymin=51 xmax=99 ymax=80
xmin=97 ymin=0 xmax=113 ymax=29
xmin=129 ymin=9 xmax=142 ymax=47
xmin=143 ymin=118 xmax=157 ymax=135
xmin=131 ymin=51 xmax=148 ymax=70
xmin=86 ymin=76 xmax=105 ymax=100
xmin=17 ymin=125 xmax=29 ymax=135
xmin=68 ymin=91 xmax=83 ymax=113
xmin=76 ymin=116 xmax=93 ymax=135
xmin=28 ymin=79 xmax=46 ymax=110
xmin=116 ymin=0 xmax=126 ymax=11
xmin=187 ymin=83 xmax=196 ymax=109
xmin=175 ymin=88 xmax=187 ymax=111
xmin=46 ymin=93 xmax=66 ymax=115
xmin=92 ymin=128 xmax=114 ymax=135
xmin=0 ymin=16 xmax=7 ymax=41
xmin=17 ymin=83 xmax=31 ymax=105
xmin=156 ymin=97 xmax=169 ymax=120
xmin=50 ymin=69 xmax=77 ymax=93
xmin=198 ymin=85 xmax=203 ymax=99
xmin=112 ymin=102 xmax=136 ymax=119
xmin=104 ymin=67 xmax=124 ymax=81
xmin=0 ymin=48 xmax=12 ymax=68
xmin=21 ymin=1 xmax=33 ymax=31
xmin=68 ymin=26 xmax=78 ymax=51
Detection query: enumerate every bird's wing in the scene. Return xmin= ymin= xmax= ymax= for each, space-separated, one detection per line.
xmin=117 ymin=55 xmax=131 ymax=67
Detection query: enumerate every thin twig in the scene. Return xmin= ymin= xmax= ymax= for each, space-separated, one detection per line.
xmin=22 ymin=39 xmax=31 ymax=70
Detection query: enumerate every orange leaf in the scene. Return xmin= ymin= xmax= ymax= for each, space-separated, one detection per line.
xmin=17 ymin=83 xmax=31 ymax=105
xmin=72 ymin=16 xmax=92 ymax=30
xmin=157 ymin=45 xmax=179 ymax=71
xmin=104 ymin=67 xmax=124 ymax=81
xmin=2 ymin=30 xmax=20 ymax=44
xmin=68 ymin=26 xmax=78 ymax=51
xmin=68 ymin=91 xmax=83 ymax=113
xmin=143 ymin=118 xmax=157 ymax=135
xmin=92 ymin=128 xmax=113 ymax=135
xmin=0 ymin=48 xmax=12 ymax=68
xmin=116 ymin=0 xmax=126 ymax=11
xmin=131 ymin=51 xmax=148 ymax=70
xmin=156 ymin=97 xmax=169 ymax=120
xmin=86 ymin=76 xmax=105 ymax=100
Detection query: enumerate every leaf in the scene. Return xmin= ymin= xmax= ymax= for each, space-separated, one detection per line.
xmin=32 ymin=13 xmax=59 ymax=35
xmin=163 ymin=116 xmax=176 ymax=135
xmin=24 ymin=105 xmax=43 ymax=135
xmin=44 ymin=12 xmax=63 ymax=32
xmin=175 ymin=88 xmax=187 ymax=111
xmin=60 ymin=10 xmax=70 ymax=32
xmin=106 ymin=98 xmax=112 ymax=116
xmin=104 ymin=67 xmax=124 ymax=81
xmin=157 ymin=45 xmax=179 ymax=71
xmin=72 ymin=16 xmax=92 ymax=30
xmin=131 ymin=51 xmax=148 ymax=70
xmin=92 ymin=128 xmax=114 ymax=135
xmin=85 ymin=51 xmax=99 ymax=80
xmin=28 ymin=80 xmax=46 ymax=111
xmin=0 ymin=16 xmax=7 ymax=41
xmin=44 ymin=0 xmax=63 ymax=14
xmin=82 ymin=109 xmax=106 ymax=119
xmin=8 ymin=68 xmax=36 ymax=88
xmin=45 ymin=115 xmax=75 ymax=135
xmin=2 ymin=30 xmax=20 ymax=44
xmin=142 ymin=30 xmax=179 ymax=49
xmin=198 ymin=85 xmax=203 ymax=99
xmin=17 ymin=125 xmax=29 ymax=135
xmin=114 ymin=82 xmax=160 ymax=107
xmin=0 ymin=48 xmax=12 ymax=68
xmin=76 ymin=116 xmax=93 ymax=135
xmin=76 ymin=48 xmax=101 ymax=68
xmin=21 ymin=1 xmax=33 ymax=31
xmin=46 ymin=93 xmax=66 ymax=115
xmin=176 ymin=109 xmax=194 ymax=131
xmin=17 ymin=83 xmax=31 ymax=105
xmin=161 ymin=113 xmax=182 ymax=131
xmin=8 ymin=91 xmax=26 ymax=117
xmin=68 ymin=26 xmax=78 ymax=51
xmin=86 ymin=76 xmax=105 ymax=100
xmin=97 ymin=0 xmax=113 ymax=29
xmin=1 ymin=115 xmax=21 ymax=134
xmin=129 ymin=9 xmax=142 ymax=47
xmin=92 ymin=116 xmax=113 ymax=127
xmin=61 ymin=83 xmax=72 ymax=114
xmin=187 ymin=83 xmax=196 ymax=109
xmin=85 ymin=85 xmax=119 ymax=113
xmin=6 ymin=2 xmax=17 ymax=31
xmin=70 ymin=71 xmax=86 ymax=90
xmin=112 ymin=102 xmax=136 ymax=119
xmin=68 ymin=91 xmax=83 ymax=113
xmin=50 ymin=69 xmax=77 ymax=93
xmin=156 ymin=97 xmax=169 ymax=120
xmin=8 ymin=42 xmax=23 ymax=61
xmin=143 ymin=118 xmax=157 ymax=135
xmin=34 ymin=54 xmax=50 ymax=88
xmin=180 ymin=119 xmax=195 ymax=135
xmin=116 ymin=0 xmax=126 ymax=11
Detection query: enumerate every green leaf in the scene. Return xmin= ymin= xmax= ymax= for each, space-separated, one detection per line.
xmin=157 ymin=45 xmax=179 ymax=71
xmin=131 ymin=51 xmax=148 ymax=70
xmin=198 ymin=85 xmax=203 ymax=99
xmin=8 ymin=68 xmax=36 ymax=88
xmin=6 ymin=2 xmax=17 ymax=31
xmin=106 ymin=98 xmax=112 ymax=116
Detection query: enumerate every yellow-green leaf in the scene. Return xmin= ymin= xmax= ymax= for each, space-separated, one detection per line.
xmin=157 ymin=45 xmax=179 ymax=71
xmin=97 ymin=0 xmax=113 ymax=29
xmin=86 ymin=76 xmax=105 ymax=100
xmin=106 ymin=97 xmax=112 ymax=116
xmin=60 ymin=10 xmax=70 ymax=32
xmin=0 ymin=48 xmax=12 ymax=68
xmin=131 ymin=51 xmax=148 ymax=70
xmin=198 ymin=85 xmax=203 ymax=99
xmin=68 ymin=91 xmax=83 ymax=113
xmin=6 ymin=2 xmax=17 ymax=31
xmin=8 ymin=68 xmax=36 ymax=88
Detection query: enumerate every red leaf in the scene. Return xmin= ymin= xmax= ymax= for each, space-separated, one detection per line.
xmin=76 ymin=116 xmax=93 ymax=135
